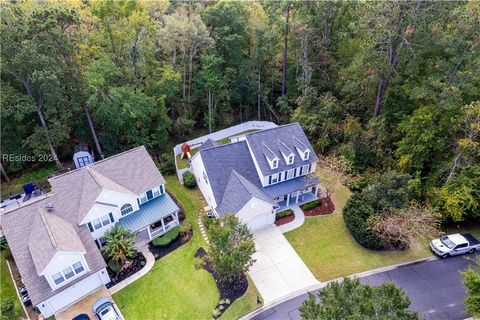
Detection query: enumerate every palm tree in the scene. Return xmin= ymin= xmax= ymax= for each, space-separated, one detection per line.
xmin=102 ymin=225 xmax=137 ymax=265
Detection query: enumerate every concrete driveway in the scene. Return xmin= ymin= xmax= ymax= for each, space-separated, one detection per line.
xmin=250 ymin=254 xmax=478 ymax=320
xmin=249 ymin=225 xmax=319 ymax=305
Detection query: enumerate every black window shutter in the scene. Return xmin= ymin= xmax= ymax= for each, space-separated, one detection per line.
xmin=109 ymin=212 xmax=114 ymax=223
xmin=87 ymin=222 xmax=94 ymax=232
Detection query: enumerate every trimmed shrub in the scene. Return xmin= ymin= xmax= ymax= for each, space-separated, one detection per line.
xmin=0 ymin=298 xmax=15 ymax=320
xmin=343 ymin=193 xmax=385 ymax=250
xmin=152 ymin=226 xmax=180 ymax=247
xmin=179 ymin=221 xmax=193 ymax=236
xmin=183 ymin=171 xmax=197 ymax=189
xmin=0 ymin=236 xmax=8 ymax=251
xmin=108 ymin=259 xmax=121 ymax=273
xmin=276 ymin=209 xmax=294 ymax=220
xmin=301 ymin=200 xmax=321 ymax=211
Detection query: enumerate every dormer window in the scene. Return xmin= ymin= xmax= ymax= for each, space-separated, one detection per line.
xmin=303 ymin=150 xmax=310 ymax=160
xmin=272 ymin=159 xmax=278 ymax=169
xmin=287 ymin=154 xmax=294 ymax=164
xmin=50 ymin=260 xmax=87 ymax=288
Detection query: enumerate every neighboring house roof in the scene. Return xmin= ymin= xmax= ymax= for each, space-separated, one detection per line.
xmin=245 ymin=123 xmax=318 ymax=176
xmin=50 ymin=146 xmax=165 ymax=197
xmin=29 ymin=211 xmax=86 ymax=275
xmin=1 ymin=145 xmax=165 ymax=305
xmin=199 ymin=138 xmax=219 ymax=151
xmin=217 ymin=170 xmax=273 ymax=216
xmin=200 ymin=141 xmax=263 ymax=207
xmin=1 ymin=197 xmax=106 ymax=305
xmin=49 ymin=146 xmax=165 ymax=223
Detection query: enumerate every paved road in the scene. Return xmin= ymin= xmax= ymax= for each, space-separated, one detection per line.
xmin=251 ymin=254 xmax=478 ymax=320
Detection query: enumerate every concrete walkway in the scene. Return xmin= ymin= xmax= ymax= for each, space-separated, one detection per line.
xmin=278 ymin=206 xmax=305 ymax=233
xmin=197 ymin=210 xmax=210 ymax=245
xmin=249 ymin=225 xmax=319 ymax=306
xmin=108 ymin=246 xmax=155 ymax=294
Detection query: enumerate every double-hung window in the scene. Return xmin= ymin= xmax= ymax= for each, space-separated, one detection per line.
xmin=271 ymin=173 xmax=279 ymax=184
xmin=63 ymin=266 xmax=75 ymax=280
xmin=288 ymin=155 xmax=294 ymax=164
xmin=51 ymin=260 xmax=85 ymax=287
xmin=287 ymin=169 xmax=294 ymax=180
xmin=152 ymin=187 xmax=160 ymax=197
xmin=52 ymin=272 xmax=64 ymax=285
xmin=73 ymin=261 xmax=85 ymax=274
xmin=302 ymin=165 xmax=309 ymax=175
xmin=90 ymin=214 xmax=112 ymax=231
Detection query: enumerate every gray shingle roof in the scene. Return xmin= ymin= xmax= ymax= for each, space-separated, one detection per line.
xmin=200 ymin=141 xmax=263 ymax=207
xmin=217 ymin=171 xmax=273 ymax=216
xmin=1 ymin=196 xmax=106 ymax=305
xmin=199 ymin=138 xmax=219 ymax=151
xmin=245 ymin=123 xmax=318 ymax=176
xmin=29 ymin=211 xmax=86 ymax=275
xmin=1 ymin=146 xmax=165 ymax=305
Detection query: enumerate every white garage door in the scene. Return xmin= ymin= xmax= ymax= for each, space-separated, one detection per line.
xmin=48 ymin=273 xmax=103 ymax=313
xmin=244 ymin=213 xmax=269 ymax=231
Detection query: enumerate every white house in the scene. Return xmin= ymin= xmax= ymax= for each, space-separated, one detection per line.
xmin=190 ymin=123 xmax=320 ymax=230
xmin=1 ymin=146 xmax=179 ymax=318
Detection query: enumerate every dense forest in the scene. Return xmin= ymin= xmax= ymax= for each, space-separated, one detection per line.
xmin=1 ymin=0 xmax=479 ymax=224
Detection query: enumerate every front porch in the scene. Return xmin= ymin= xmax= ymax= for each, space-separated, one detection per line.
xmin=118 ymin=193 xmax=180 ymax=248
xmin=275 ymin=186 xmax=319 ymax=213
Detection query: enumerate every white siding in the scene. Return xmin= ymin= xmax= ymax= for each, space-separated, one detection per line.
xmin=36 ymin=268 xmax=110 ymax=318
xmin=237 ymin=197 xmax=274 ymax=230
xmin=190 ymin=152 xmax=217 ymax=209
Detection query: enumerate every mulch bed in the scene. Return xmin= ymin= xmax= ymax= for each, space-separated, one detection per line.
xmin=106 ymin=252 xmax=146 ymax=288
xmin=148 ymin=231 xmax=193 ymax=260
xmin=194 ymin=248 xmax=248 ymax=319
xmin=275 ymin=213 xmax=295 ymax=226
xmin=167 ymin=190 xmax=186 ymax=222
xmin=301 ymin=196 xmax=335 ymax=216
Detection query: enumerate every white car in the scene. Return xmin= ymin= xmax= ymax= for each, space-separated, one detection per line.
xmin=93 ymin=297 xmax=122 ymax=320
xmin=430 ymin=233 xmax=480 ymax=259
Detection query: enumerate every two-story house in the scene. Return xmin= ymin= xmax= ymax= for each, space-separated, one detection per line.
xmin=1 ymin=146 xmax=179 ymax=318
xmin=190 ymin=123 xmax=320 ymax=230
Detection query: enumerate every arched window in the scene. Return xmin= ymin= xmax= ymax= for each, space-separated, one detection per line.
xmin=121 ymin=203 xmax=133 ymax=216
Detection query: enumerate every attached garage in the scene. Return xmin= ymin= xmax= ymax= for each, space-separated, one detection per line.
xmin=244 ymin=213 xmax=270 ymax=231
xmin=37 ymin=269 xmax=110 ymax=317
xmin=237 ymin=198 xmax=275 ymax=231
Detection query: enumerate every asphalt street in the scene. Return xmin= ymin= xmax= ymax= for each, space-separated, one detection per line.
xmin=251 ymin=253 xmax=479 ymax=320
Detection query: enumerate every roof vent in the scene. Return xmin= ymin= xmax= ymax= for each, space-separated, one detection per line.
xmin=45 ymin=203 xmax=54 ymax=211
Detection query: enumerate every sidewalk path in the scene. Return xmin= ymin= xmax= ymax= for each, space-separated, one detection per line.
xmin=108 ymin=246 xmax=155 ymax=295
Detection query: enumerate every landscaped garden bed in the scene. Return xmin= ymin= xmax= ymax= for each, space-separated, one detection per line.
xmin=106 ymin=252 xmax=146 ymax=288
xmin=194 ymin=248 xmax=248 ymax=319
xmin=149 ymin=222 xmax=193 ymax=260
xmin=274 ymin=209 xmax=295 ymax=226
xmin=300 ymin=197 xmax=335 ymax=216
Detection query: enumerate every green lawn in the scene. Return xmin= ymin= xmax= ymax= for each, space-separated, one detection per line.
xmin=113 ymin=176 xmax=262 ymax=319
xmin=285 ymin=168 xmax=433 ymax=281
xmin=175 ymin=148 xmax=199 ymax=170
xmin=0 ymin=250 xmax=25 ymax=319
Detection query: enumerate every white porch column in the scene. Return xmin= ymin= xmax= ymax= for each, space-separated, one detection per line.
xmin=314 ymin=185 xmax=319 ymax=197
xmin=161 ymin=218 xmax=166 ymax=233
xmin=147 ymin=226 xmax=152 ymax=240
xmin=174 ymin=211 xmax=179 ymax=224
xmin=296 ymin=191 xmax=300 ymax=204
xmin=286 ymin=194 xmax=290 ymax=207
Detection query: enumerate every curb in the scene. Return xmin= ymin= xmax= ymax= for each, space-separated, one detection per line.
xmin=241 ymin=255 xmax=437 ymax=320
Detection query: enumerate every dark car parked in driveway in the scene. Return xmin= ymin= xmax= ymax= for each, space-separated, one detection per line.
xmin=72 ymin=314 xmax=90 ymax=320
